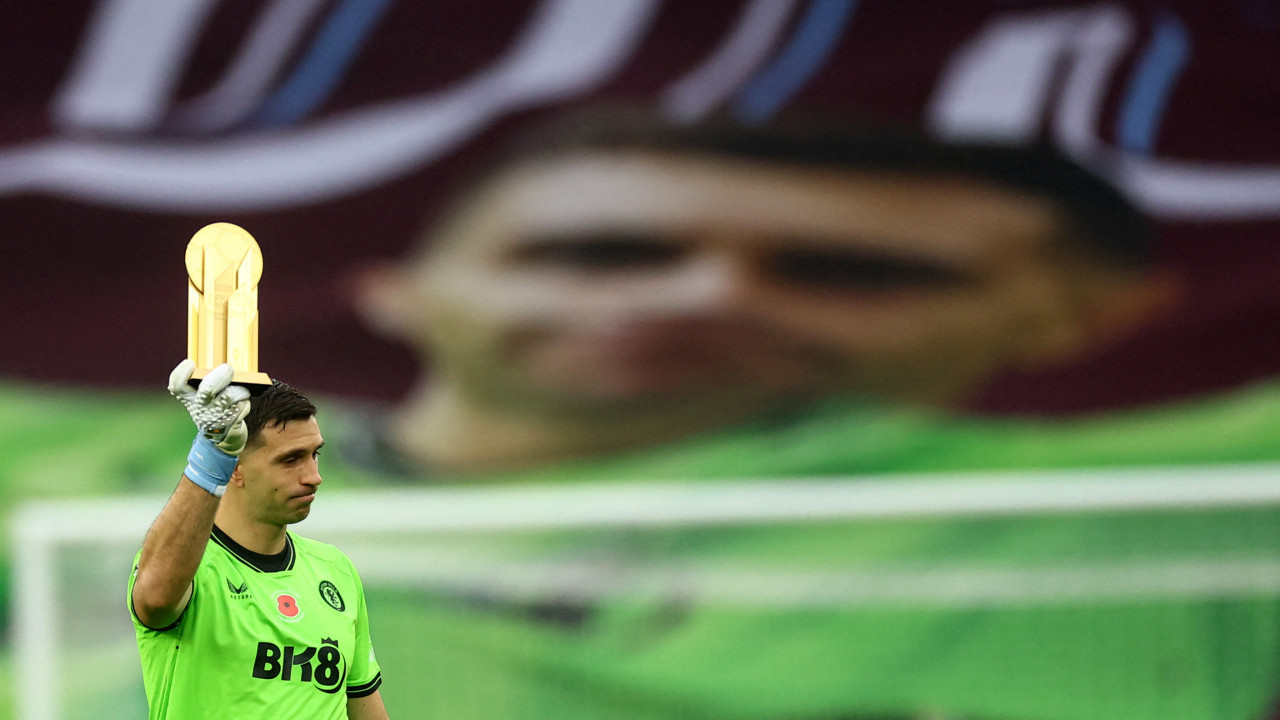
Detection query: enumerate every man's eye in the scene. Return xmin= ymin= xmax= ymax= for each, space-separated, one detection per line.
xmin=770 ymin=248 xmax=973 ymax=292
xmin=511 ymin=236 xmax=683 ymax=271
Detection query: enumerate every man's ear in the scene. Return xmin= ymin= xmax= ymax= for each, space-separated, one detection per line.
xmin=1017 ymin=269 xmax=1183 ymax=370
xmin=228 ymin=463 xmax=246 ymax=488
xmin=349 ymin=261 xmax=415 ymax=338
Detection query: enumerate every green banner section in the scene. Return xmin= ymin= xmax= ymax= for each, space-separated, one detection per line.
xmin=4 ymin=378 xmax=1280 ymax=719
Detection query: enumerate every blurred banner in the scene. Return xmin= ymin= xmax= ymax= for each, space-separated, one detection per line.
xmin=1 ymin=0 xmax=1277 ymax=407
xmin=1 ymin=1 xmax=1279 ymax=718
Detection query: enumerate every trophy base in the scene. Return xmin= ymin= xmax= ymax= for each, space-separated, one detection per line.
xmin=190 ymin=367 xmax=275 ymax=395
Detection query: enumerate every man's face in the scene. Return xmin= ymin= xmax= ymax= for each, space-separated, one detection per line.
xmin=234 ymin=417 xmax=324 ymax=526
xmin=385 ymin=151 xmax=1110 ymax=413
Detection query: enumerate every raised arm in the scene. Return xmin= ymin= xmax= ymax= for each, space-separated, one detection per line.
xmin=131 ymin=361 xmax=250 ymax=629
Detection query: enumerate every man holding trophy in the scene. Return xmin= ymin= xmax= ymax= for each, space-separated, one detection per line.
xmin=127 ymin=224 xmax=391 ymax=719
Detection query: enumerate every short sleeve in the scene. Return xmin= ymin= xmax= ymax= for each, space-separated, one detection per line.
xmin=345 ymin=560 xmax=383 ymax=698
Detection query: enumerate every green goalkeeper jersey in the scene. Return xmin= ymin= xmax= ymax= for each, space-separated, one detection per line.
xmin=129 ymin=526 xmax=382 ymax=719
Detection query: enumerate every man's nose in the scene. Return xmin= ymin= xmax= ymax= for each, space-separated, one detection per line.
xmin=635 ymin=250 xmax=755 ymax=314
xmin=302 ymin=459 xmax=322 ymax=486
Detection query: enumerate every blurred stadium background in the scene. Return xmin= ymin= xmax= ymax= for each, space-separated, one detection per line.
xmin=2 ymin=2 xmax=1279 ymax=718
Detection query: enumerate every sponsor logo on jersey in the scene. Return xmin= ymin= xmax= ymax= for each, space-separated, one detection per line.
xmin=252 ymin=638 xmax=348 ymax=693
xmin=273 ymin=590 xmax=305 ymax=622
xmin=319 ymin=580 xmax=345 ymax=612
xmin=226 ymin=578 xmax=251 ymax=600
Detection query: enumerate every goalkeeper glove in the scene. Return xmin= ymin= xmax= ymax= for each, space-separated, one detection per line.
xmin=168 ymin=359 xmax=251 ymax=497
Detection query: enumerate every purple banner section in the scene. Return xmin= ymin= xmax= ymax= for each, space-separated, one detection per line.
xmin=0 ymin=0 xmax=1276 ymax=414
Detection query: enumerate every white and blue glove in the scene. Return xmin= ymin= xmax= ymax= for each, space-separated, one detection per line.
xmin=168 ymin=359 xmax=251 ymax=497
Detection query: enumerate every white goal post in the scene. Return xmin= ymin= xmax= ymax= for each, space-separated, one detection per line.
xmin=11 ymin=463 xmax=1280 ymax=720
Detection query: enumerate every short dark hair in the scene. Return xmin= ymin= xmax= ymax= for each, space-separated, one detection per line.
xmin=244 ymin=379 xmax=316 ymax=447
xmin=485 ymin=105 xmax=1156 ymax=269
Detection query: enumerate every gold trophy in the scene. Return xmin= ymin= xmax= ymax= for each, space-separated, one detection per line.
xmin=185 ymin=223 xmax=273 ymax=390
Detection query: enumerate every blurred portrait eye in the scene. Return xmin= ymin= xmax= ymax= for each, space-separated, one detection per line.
xmin=508 ymin=234 xmax=685 ymax=272
xmin=769 ymin=246 xmax=975 ymax=294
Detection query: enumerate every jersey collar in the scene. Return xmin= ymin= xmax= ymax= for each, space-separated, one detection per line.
xmin=210 ymin=525 xmax=296 ymax=573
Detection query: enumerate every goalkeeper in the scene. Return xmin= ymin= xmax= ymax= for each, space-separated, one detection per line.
xmin=128 ymin=360 xmax=390 ymax=719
